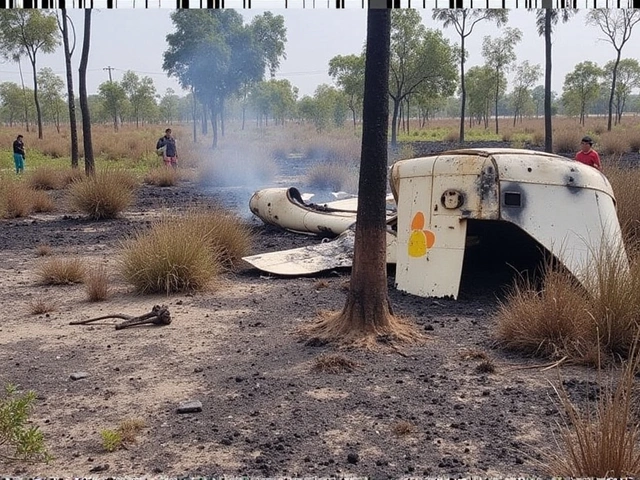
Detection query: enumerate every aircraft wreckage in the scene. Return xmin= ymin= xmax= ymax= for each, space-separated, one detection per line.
xmin=243 ymin=148 xmax=627 ymax=299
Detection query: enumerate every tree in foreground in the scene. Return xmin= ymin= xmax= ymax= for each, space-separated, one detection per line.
xmin=302 ymin=7 xmax=421 ymax=349
xmin=78 ymin=9 xmax=94 ymax=175
xmin=534 ymin=9 xmax=576 ymax=153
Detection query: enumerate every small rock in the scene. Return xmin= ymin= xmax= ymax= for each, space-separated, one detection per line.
xmin=70 ymin=372 xmax=89 ymax=381
xmin=89 ymin=464 xmax=109 ymax=473
xmin=347 ymin=453 xmax=359 ymax=464
xmin=194 ymin=367 xmax=203 ymax=373
xmin=176 ymin=400 xmax=202 ymax=413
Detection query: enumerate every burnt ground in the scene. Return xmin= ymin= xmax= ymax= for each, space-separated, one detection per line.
xmin=0 ymin=141 xmax=629 ymax=478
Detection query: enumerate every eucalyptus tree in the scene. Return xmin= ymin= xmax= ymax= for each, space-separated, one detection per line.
xmin=534 ymin=9 xmax=576 ymax=152
xmin=511 ymin=61 xmax=542 ymax=126
xmin=587 ymin=9 xmax=640 ymax=131
xmin=79 ymin=9 xmax=94 ymax=175
xmin=304 ymin=7 xmax=419 ymax=348
xmin=121 ymin=70 xmax=157 ymax=128
xmin=389 ymin=10 xmax=457 ymax=146
xmin=328 ymin=53 xmax=365 ymax=129
xmin=603 ymin=58 xmax=640 ymax=124
xmin=0 ymin=10 xmax=60 ymax=139
xmin=98 ymin=80 xmax=127 ymax=131
xmin=481 ymin=27 xmax=522 ymax=135
xmin=57 ymin=8 xmax=79 ymax=167
xmin=561 ymin=61 xmax=604 ymax=125
xmin=37 ymin=67 xmax=65 ymax=133
xmin=163 ymin=10 xmax=286 ymax=148
xmin=432 ymin=9 xmax=507 ymax=142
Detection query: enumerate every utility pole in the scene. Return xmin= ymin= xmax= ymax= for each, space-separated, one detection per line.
xmin=103 ymin=66 xmax=115 ymax=83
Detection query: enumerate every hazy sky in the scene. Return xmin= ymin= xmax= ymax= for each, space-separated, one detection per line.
xmin=0 ymin=7 xmax=637 ymax=99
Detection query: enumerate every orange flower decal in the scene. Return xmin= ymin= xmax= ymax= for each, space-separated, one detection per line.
xmin=408 ymin=212 xmax=435 ymax=258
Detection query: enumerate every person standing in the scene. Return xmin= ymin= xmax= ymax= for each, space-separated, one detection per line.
xmin=156 ymin=128 xmax=178 ymax=169
xmin=575 ymin=136 xmax=602 ymax=171
xmin=12 ymin=134 xmax=25 ymax=174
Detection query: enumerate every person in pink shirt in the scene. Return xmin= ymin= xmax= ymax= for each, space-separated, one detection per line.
xmin=575 ymin=136 xmax=602 ymax=171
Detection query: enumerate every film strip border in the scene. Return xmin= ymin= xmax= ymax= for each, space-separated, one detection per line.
xmin=0 ymin=0 xmax=637 ymax=7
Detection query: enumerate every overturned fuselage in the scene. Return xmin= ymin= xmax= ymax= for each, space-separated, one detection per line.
xmin=244 ymin=148 xmax=627 ymax=299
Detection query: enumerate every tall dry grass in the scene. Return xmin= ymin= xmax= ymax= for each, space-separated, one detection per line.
xmin=547 ymin=340 xmax=640 ymax=477
xmin=67 ymin=169 xmax=137 ymax=220
xmin=118 ymin=209 xmax=252 ymax=294
xmin=118 ymin=216 xmax=220 ymax=294
xmin=495 ymin=236 xmax=640 ymax=365
xmin=36 ymin=257 xmax=86 ymax=285
xmin=305 ymin=162 xmax=359 ymax=193
xmin=606 ymin=163 xmax=640 ymax=245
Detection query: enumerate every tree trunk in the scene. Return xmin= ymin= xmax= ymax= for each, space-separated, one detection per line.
xmin=494 ymin=67 xmax=500 ymax=135
xmin=61 ymin=9 xmax=79 ymax=168
xmin=192 ymin=86 xmax=197 ymax=143
xmin=349 ymin=8 xmax=392 ymax=329
xmin=29 ymin=59 xmax=44 ymax=140
xmin=79 ymin=9 xmax=94 ymax=175
xmin=608 ymin=51 xmax=621 ymax=132
xmin=544 ymin=8 xmax=552 ymax=153
xmin=209 ymin=100 xmax=218 ymax=149
xmin=220 ymin=97 xmax=225 ymax=138
xmin=459 ymin=33 xmax=466 ymax=143
xmin=202 ymin=104 xmax=208 ymax=135
xmin=390 ymin=96 xmax=400 ymax=147
xmin=17 ymin=60 xmax=30 ymax=133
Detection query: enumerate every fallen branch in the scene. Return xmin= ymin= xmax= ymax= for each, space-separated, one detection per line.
xmin=69 ymin=305 xmax=172 ymax=330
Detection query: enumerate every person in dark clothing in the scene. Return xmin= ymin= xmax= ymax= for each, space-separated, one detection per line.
xmin=156 ymin=128 xmax=178 ymax=169
xmin=12 ymin=134 xmax=25 ymax=174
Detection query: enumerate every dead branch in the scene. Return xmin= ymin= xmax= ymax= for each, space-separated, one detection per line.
xmin=69 ymin=305 xmax=172 ymax=330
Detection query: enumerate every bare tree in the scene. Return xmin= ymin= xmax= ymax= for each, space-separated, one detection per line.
xmin=79 ymin=9 xmax=94 ymax=176
xmin=432 ymin=9 xmax=507 ymax=143
xmin=303 ymin=6 xmax=420 ymax=348
xmin=58 ymin=9 xmax=79 ymax=169
xmin=587 ymin=9 xmax=640 ymax=131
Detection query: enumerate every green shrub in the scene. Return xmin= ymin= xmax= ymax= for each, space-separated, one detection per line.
xmin=0 ymin=384 xmax=51 ymax=462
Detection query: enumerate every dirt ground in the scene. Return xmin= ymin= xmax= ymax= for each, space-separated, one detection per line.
xmin=0 ymin=143 xmax=623 ymax=478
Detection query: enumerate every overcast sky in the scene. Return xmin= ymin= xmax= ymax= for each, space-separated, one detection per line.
xmin=0 ymin=8 xmax=637 ymax=99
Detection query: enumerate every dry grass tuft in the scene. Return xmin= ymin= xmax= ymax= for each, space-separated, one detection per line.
xmin=85 ymin=264 xmax=110 ymax=302
xmin=606 ymin=163 xmax=640 ymax=245
xmin=36 ymin=257 xmax=86 ymax=285
xmin=181 ymin=209 xmax=253 ymax=271
xmin=459 ymin=348 xmax=489 ymax=361
xmin=531 ymin=130 xmax=545 ymax=147
xmin=68 ymin=169 xmax=136 ymax=220
xmin=392 ymin=420 xmax=417 ymax=437
xmin=475 ymin=359 xmax=496 ymax=374
xmin=313 ymin=280 xmax=330 ymax=290
xmin=58 ymin=168 xmax=85 ymax=188
xmin=599 ymin=131 xmax=630 ymax=156
xmin=35 ymin=244 xmax=52 ymax=257
xmin=144 ymin=167 xmax=179 ymax=187
xmin=30 ymin=190 xmax=55 ymax=213
xmin=0 ymin=180 xmax=33 ymax=219
xmin=25 ymin=166 xmax=63 ymax=191
xmin=118 ymin=418 xmax=146 ymax=444
xmin=306 ymin=162 xmax=358 ymax=193
xmin=28 ymin=296 xmax=57 ymax=315
xmin=547 ymin=343 xmax=640 ymax=477
xmin=495 ymin=266 xmax=591 ymax=362
xmin=118 ymin=215 xmax=222 ymax=294
xmin=312 ymin=354 xmax=359 ymax=374
xmin=554 ymin=128 xmax=581 ymax=154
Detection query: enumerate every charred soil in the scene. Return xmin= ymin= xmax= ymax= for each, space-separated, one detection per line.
xmin=0 ymin=145 xmax=618 ymax=478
